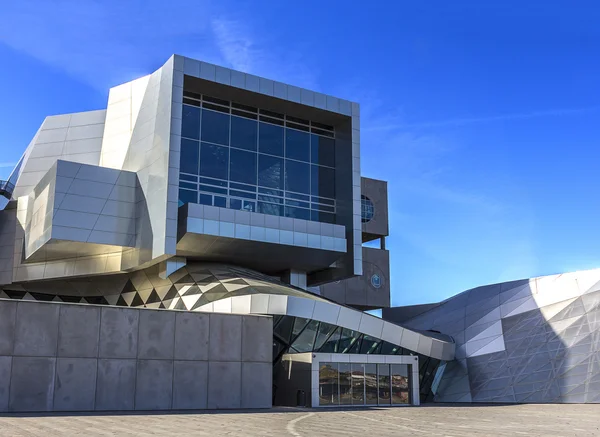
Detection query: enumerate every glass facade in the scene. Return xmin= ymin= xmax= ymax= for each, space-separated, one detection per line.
xmin=361 ymin=195 xmax=374 ymax=223
xmin=318 ymin=361 xmax=412 ymax=406
xmin=272 ymin=315 xmax=442 ymax=403
xmin=178 ymin=92 xmax=337 ymax=224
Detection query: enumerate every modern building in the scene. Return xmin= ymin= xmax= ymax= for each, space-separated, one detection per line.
xmin=383 ymin=269 xmax=600 ymax=403
xmin=0 ymin=55 xmax=454 ymax=412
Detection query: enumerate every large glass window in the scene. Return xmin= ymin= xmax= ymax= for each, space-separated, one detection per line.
xmin=351 ymin=364 xmax=365 ymax=405
xmin=365 ymin=364 xmax=378 ymax=405
xmin=201 ymin=109 xmax=230 ymax=145
xmin=311 ymin=165 xmax=335 ymax=198
xmin=180 ymin=139 xmax=199 ymax=175
xmin=258 ymin=155 xmax=284 ymax=190
xmin=182 ymin=105 xmax=200 ymax=140
xmin=229 ymin=148 xmax=257 ymax=185
xmin=285 ymin=160 xmax=310 ymax=194
xmin=231 ymin=116 xmax=257 ymax=151
xmin=339 ymin=363 xmax=352 ymax=405
xmin=290 ymin=319 xmax=319 ymax=352
xmin=178 ymin=97 xmax=337 ymax=224
xmin=200 ymin=143 xmax=228 ymax=180
xmin=378 ymin=364 xmax=391 ymax=405
xmin=319 ymin=363 xmax=339 ymax=406
xmin=286 ymin=128 xmax=310 ymax=162
xmin=391 ymin=364 xmax=410 ymax=404
xmin=259 ymin=122 xmax=284 ymax=156
xmin=311 ymin=134 xmax=335 ymax=167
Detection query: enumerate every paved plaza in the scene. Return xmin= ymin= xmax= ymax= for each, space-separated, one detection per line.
xmin=0 ymin=404 xmax=599 ymax=436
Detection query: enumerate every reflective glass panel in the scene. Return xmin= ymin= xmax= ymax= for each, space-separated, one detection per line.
xmin=201 ymin=109 xmax=230 ymax=145
xmin=314 ymin=323 xmax=338 ymax=351
xmin=258 ymin=155 xmax=284 ymax=189
xmin=180 ymin=139 xmax=199 ymax=175
xmin=285 ymin=160 xmax=310 ymax=194
xmin=339 ymin=329 xmax=361 ymax=353
xmin=258 ymin=202 xmax=283 ymax=216
xmin=318 ymin=327 xmax=341 ymax=353
xmin=284 ymin=206 xmax=310 ymax=220
xmin=182 ymin=105 xmax=200 ymax=140
xmin=378 ymin=364 xmax=391 ymax=405
xmin=200 ymin=143 xmax=229 ymax=180
xmin=310 ymin=134 xmax=335 ymax=167
xmin=291 ymin=317 xmax=310 ymax=340
xmin=273 ymin=316 xmax=295 ymax=344
xmin=319 ymin=363 xmax=339 ymax=406
xmin=365 ymin=364 xmax=378 ymax=405
xmin=285 ymin=128 xmax=310 ymax=162
xmin=231 ymin=115 xmax=257 ymax=151
xmin=214 ymin=196 xmax=226 ymax=208
xmin=259 ymin=122 xmax=284 ymax=156
xmin=290 ymin=320 xmax=319 ymax=352
xmin=351 ymin=363 xmax=365 ymax=405
xmin=178 ymin=189 xmax=197 ymax=206
xmin=360 ymin=335 xmax=380 ymax=354
xmin=230 ymin=148 xmax=257 ymax=185
xmin=311 ymin=210 xmax=336 ymax=224
xmin=199 ymin=194 xmax=212 ymax=205
xmin=311 ymin=165 xmax=335 ymax=199
xmin=339 ymin=363 xmax=352 ymax=405
xmin=380 ymin=341 xmax=400 ymax=355
xmin=391 ymin=364 xmax=410 ymax=405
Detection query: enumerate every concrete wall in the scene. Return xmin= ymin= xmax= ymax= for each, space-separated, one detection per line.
xmin=0 ymin=299 xmax=272 ymax=412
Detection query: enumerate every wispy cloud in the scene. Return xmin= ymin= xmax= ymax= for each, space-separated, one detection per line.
xmin=365 ymin=105 xmax=600 ymax=132
xmin=0 ymin=163 xmax=16 ymax=168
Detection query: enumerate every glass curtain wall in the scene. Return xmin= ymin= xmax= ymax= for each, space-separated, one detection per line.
xmin=318 ymin=362 xmax=412 ymax=407
xmin=178 ymin=92 xmax=337 ymax=224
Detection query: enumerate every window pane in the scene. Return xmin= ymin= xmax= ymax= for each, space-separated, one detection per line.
xmin=231 ymin=116 xmax=257 ymax=151
xmin=258 ymin=202 xmax=283 ymax=216
xmin=230 ymin=149 xmax=257 ymax=185
xmin=318 ymin=327 xmax=341 ymax=353
xmin=291 ymin=317 xmax=310 ymax=340
xmin=201 ymin=109 xmax=230 ymax=145
xmin=351 ymin=363 xmax=365 ymax=405
xmin=243 ymin=200 xmax=256 ymax=212
xmin=338 ymin=329 xmax=361 ymax=353
xmin=230 ymin=198 xmax=242 ymax=210
xmin=339 ymin=363 xmax=352 ymax=405
xmin=286 ymin=128 xmax=310 ymax=162
xmin=182 ymin=105 xmax=200 ymax=140
xmin=391 ymin=364 xmax=410 ymax=404
xmin=314 ymin=322 xmax=337 ymax=351
xmin=285 ymin=160 xmax=310 ymax=194
xmin=311 ymin=134 xmax=335 ymax=167
xmin=199 ymin=194 xmax=212 ymax=205
xmin=284 ymin=206 xmax=310 ymax=220
xmin=180 ymin=139 xmax=199 ymax=174
xmin=365 ymin=364 xmax=378 ymax=405
xmin=310 ymin=210 xmax=336 ymax=224
xmin=360 ymin=335 xmax=380 ymax=354
xmin=378 ymin=364 xmax=391 ymax=405
xmin=290 ymin=320 xmax=319 ymax=352
xmin=200 ymin=143 xmax=229 ymax=180
xmin=178 ymin=189 xmax=197 ymax=206
xmin=273 ymin=316 xmax=295 ymax=344
xmin=319 ymin=363 xmax=339 ymax=406
xmin=214 ymin=196 xmax=226 ymax=208
xmin=311 ymin=165 xmax=335 ymax=198
xmin=259 ymin=122 xmax=284 ymax=156
xmin=258 ymin=155 xmax=284 ymax=189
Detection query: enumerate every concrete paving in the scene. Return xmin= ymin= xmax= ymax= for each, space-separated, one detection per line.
xmin=0 ymin=404 xmax=599 ymax=436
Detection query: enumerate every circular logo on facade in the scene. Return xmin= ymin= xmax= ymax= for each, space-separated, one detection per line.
xmin=371 ymin=274 xmax=381 ymax=289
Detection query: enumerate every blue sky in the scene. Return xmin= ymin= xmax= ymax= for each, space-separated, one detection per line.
xmin=1 ymin=1 xmax=599 ymax=305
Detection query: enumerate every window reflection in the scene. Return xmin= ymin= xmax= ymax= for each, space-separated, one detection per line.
xmin=339 ymin=363 xmax=352 ymax=405
xmin=351 ymin=363 xmax=365 ymax=405
xmin=319 ymin=363 xmax=339 ymax=406
xmin=259 ymin=122 xmax=284 ymax=156
xmin=200 ymin=143 xmax=228 ymax=180
xmin=286 ymin=128 xmax=310 ymax=162
xmin=231 ymin=116 xmax=257 ymax=151
xmin=378 ymin=364 xmax=391 ymax=405
xmin=365 ymin=363 xmax=378 ymax=405
xmin=182 ymin=105 xmax=200 ymax=140
xmin=391 ymin=364 xmax=410 ymax=404
xmin=201 ymin=109 xmax=230 ymax=145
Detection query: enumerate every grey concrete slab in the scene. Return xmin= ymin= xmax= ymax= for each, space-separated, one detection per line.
xmin=137 ymin=310 xmax=175 ymax=359
xmin=0 ymin=301 xmax=16 ymax=355
xmin=53 ymin=358 xmax=97 ymax=411
xmin=9 ymin=357 xmax=56 ymax=412
xmin=14 ymin=302 xmax=59 ymax=357
xmin=135 ymin=360 xmax=173 ymax=411
xmin=172 ymin=360 xmax=208 ymax=410
xmin=208 ymin=314 xmax=242 ymax=361
xmin=99 ymin=307 xmax=139 ymax=359
xmin=174 ymin=312 xmax=209 ymax=361
xmin=207 ymin=361 xmax=241 ymax=409
xmin=58 ymin=305 xmax=100 ymax=358
xmin=241 ymin=316 xmax=272 ymax=363
xmin=95 ymin=359 xmax=136 ymax=411
xmin=0 ymin=356 xmax=11 ymax=412
xmin=241 ymin=362 xmax=271 ymax=409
